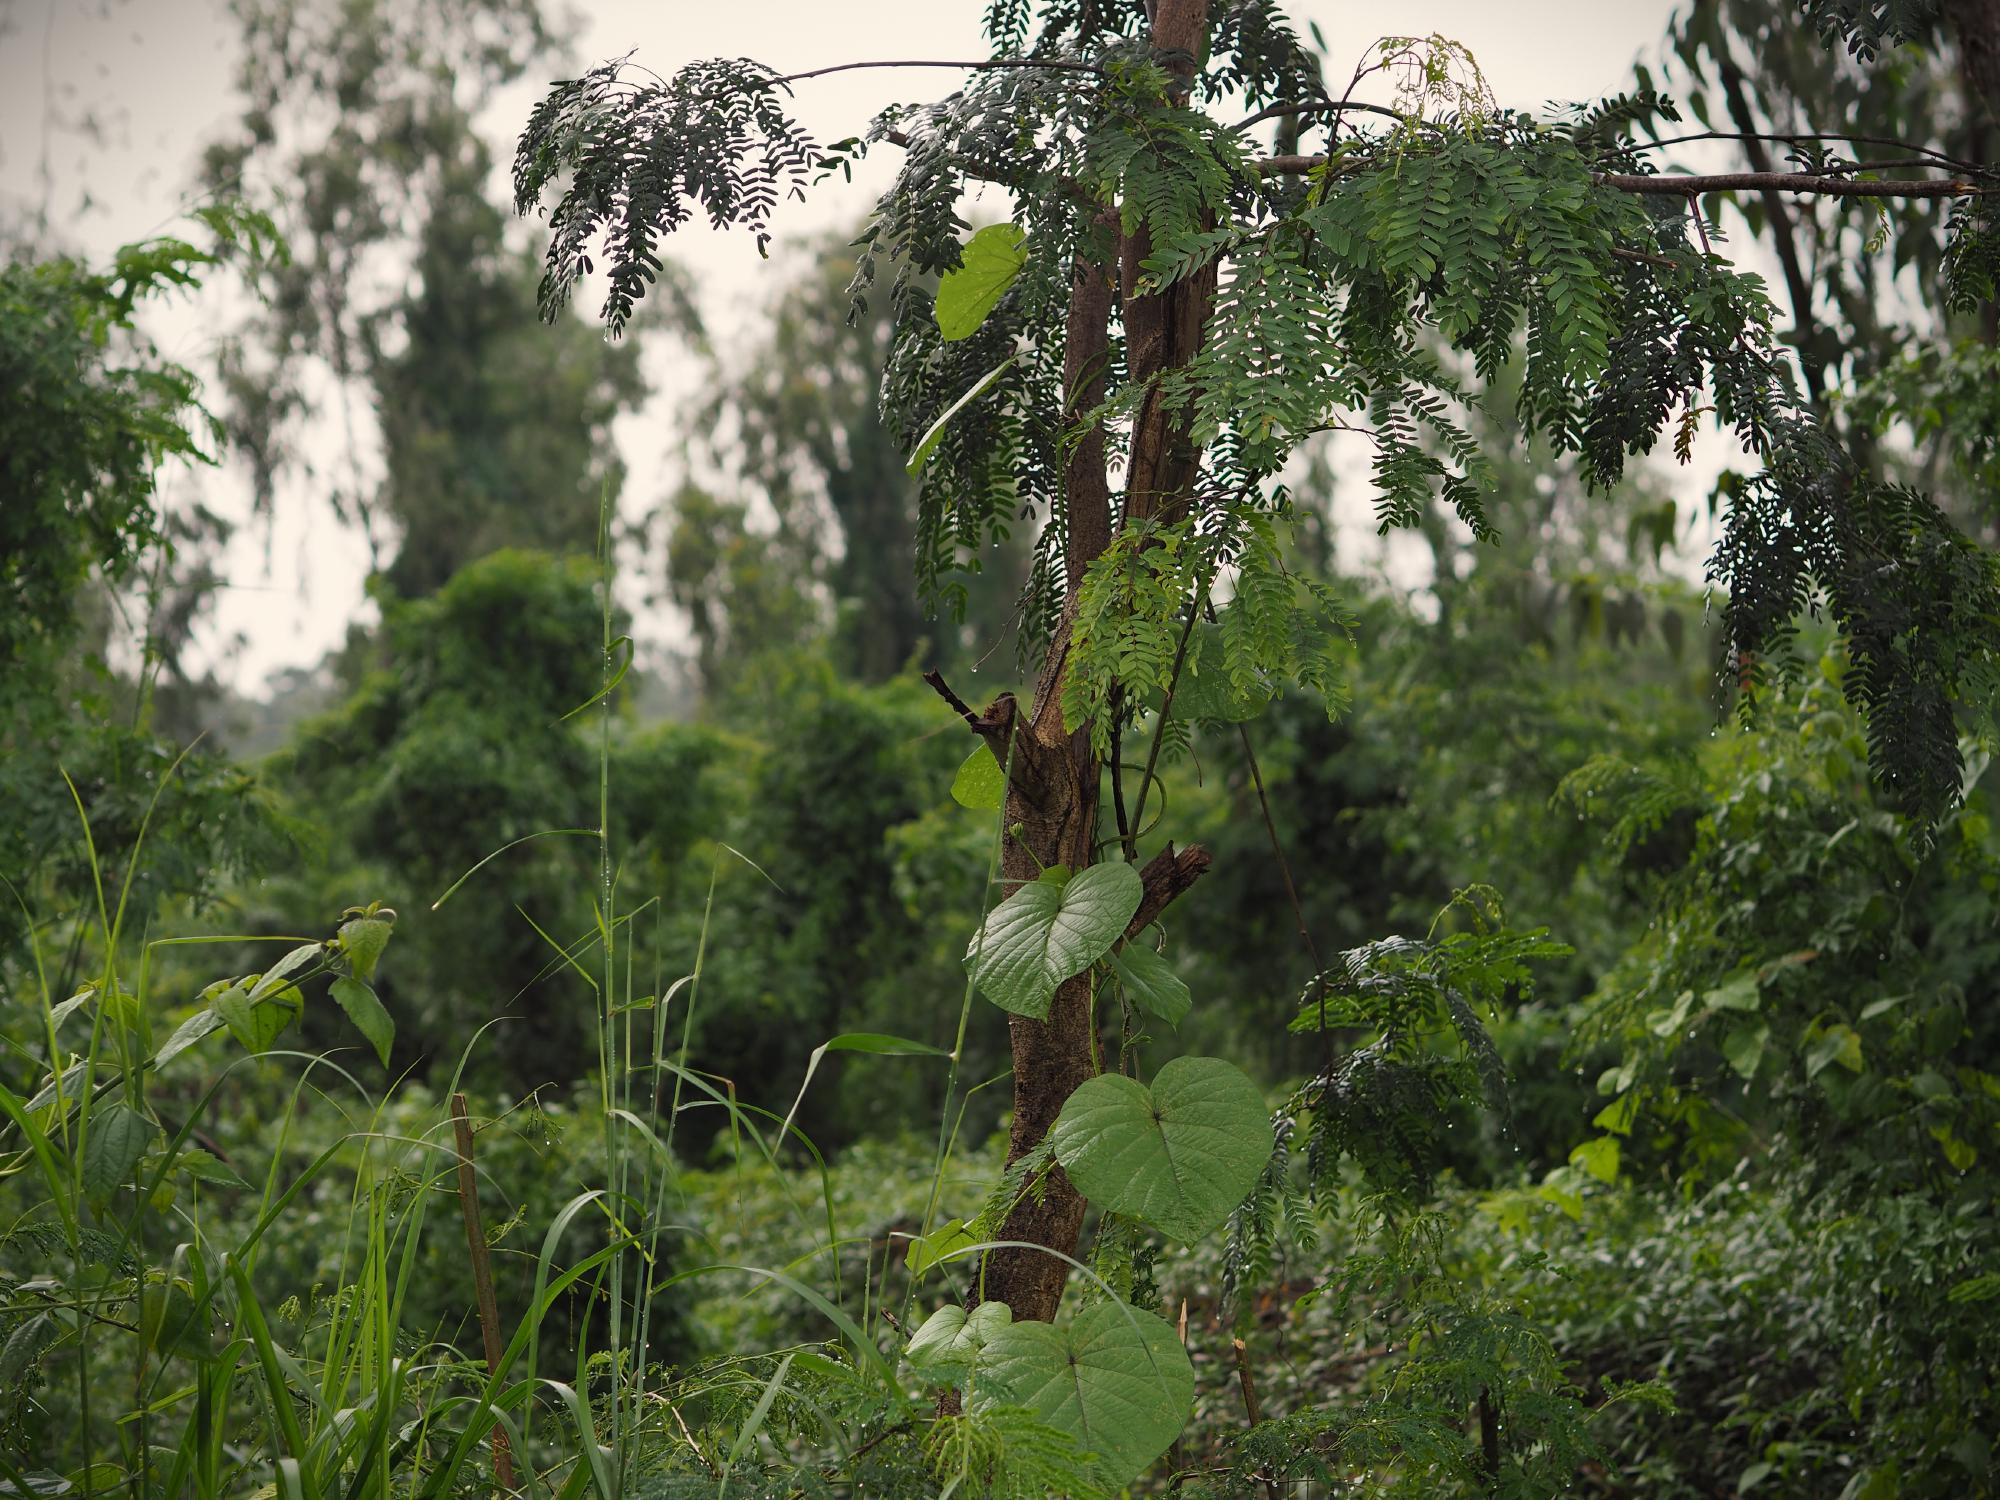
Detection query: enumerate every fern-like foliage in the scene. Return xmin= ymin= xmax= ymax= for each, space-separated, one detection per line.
xmin=925 ymin=1405 xmax=1115 ymax=1499
xmin=1801 ymin=0 xmax=1943 ymax=58
xmin=513 ymin=55 xmax=832 ymax=332
xmin=1222 ymin=892 xmax=1572 ymax=1302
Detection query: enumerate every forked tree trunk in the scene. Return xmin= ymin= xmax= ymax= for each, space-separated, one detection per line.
xmin=973 ymin=0 xmax=1219 ymax=1326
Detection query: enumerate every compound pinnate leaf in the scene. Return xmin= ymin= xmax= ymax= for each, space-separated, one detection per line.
xmin=907 ymin=1299 xmax=1011 ymax=1379
xmin=1107 ymin=943 xmax=1191 ymax=1026
xmin=977 ymin=1299 xmax=1193 ymax=1486
xmin=966 ymin=862 xmax=1143 ymax=1019
xmin=935 ymin=223 xmax=1027 ymax=340
xmin=1046 ymin=1056 xmax=1271 ymax=1243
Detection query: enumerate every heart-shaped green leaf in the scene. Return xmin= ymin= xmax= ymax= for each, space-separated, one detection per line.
xmin=950 ymin=746 xmax=1006 ymax=810
xmin=907 ymin=1218 xmax=979 ymax=1275
xmin=1107 ymin=943 xmax=1191 ymax=1026
xmin=935 ymin=223 xmax=1026 ymax=340
xmin=1046 ymin=1056 xmax=1271 ymax=1242
xmin=965 ymin=862 xmax=1143 ymax=1019
xmin=976 ymin=1299 xmax=1193 ymax=1486
xmin=213 ymin=981 xmax=292 ymax=1054
xmin=907 ymin=1299 xmax=1012 ymax=1379
xmin=331 ymin=976 xmax=394 ymax=1066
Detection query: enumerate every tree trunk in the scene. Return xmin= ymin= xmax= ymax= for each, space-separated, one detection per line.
xmin=974 ymin=0 xmax=1218 ymax=1326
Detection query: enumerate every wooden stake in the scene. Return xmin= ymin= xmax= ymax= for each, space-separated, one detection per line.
xmin=451 ymin=1093 xmax=517 ymax=1494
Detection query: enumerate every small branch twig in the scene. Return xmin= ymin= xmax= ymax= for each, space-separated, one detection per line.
xmin=1126 ymin=843 xmax=1213 ymax=939
xmin=451 ymin=1094 xmax=517 ymax=1495
xmin=759 ymin=56 xmax=1103 ymax=92
xmin=922 ymin=668 xmax=984 ymax=728
xmin=1228 ymin=98 xmax=1408 ymax=134
xmin=1250 ymin=153 xmax=1989 ymax=198
xmin=1634 ymin=127 xmax=1994 ymax=178
xmin=1231 ymin=1337 xmax=1281 ymax=1500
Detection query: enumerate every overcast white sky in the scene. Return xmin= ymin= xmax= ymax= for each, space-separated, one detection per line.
xmin=1 ymin=0 xmax=1711 ymax=695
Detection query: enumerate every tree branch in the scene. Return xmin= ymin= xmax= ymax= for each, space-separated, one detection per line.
xmin=1125 ymin=842 xmax=1214 ymax=939
xmin=1228 ymin=99 xmax=1407 ymax=134
xmin=1249 ymin=153 xmax=1990 ymax=198
xmin=757 ymin=57 xmax=1104 ymax=92
xmin=1635 ymin=128 xmax=1994 ymax=178
xmin=1594 ymin=171 xmax=1987 ymax=198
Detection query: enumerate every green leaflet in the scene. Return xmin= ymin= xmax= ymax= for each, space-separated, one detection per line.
xmin=907 ymin=1299 xmax=1011 ymax=1379
xmin=1046 ymin=1056 xmax=1270 ymax=1243
xmin=1107 ymin=943 xmax=1191 ymax=1026
xmin=935 ymin=223 xmax=1026 ymax=340
xmin=950 ymin=746 xmax=1006 ymax=810
xmin=330 ymin=976 xmax=395 ymax=1066
xmin=977 ymin=1300 xmax=1193 ymax=1486
xmin=965 ymin=862 xmax=1143 ymax=1019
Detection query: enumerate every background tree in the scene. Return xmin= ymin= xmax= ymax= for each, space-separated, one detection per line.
xmin=202 ymin=0 xmax=648 ymax=597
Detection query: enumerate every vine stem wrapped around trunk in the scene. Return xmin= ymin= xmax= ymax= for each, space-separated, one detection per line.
xmin=971 ymin=0 xmax=1220 ymax=1327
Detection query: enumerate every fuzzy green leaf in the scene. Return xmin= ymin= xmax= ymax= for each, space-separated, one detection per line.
xmin=1047 ymin=1056 xmax=1270 ymax=1242
xmin=966 ymin=862 xmax=1143 ymax=1019
xmin=1723 ymin=1020 xmax=1769 ymax=1080
xmin=908 ymin=1299 xmax=1012 ymax=1379
xmin=1107 ymin=943 xmax=1191 ymax=1026
xmin=330 ymin=977 xmax=394 ymax=1066
xmin=82 ymin=1102 xmax=157 ymax=1205
xmin=338 ymin=918 xmax=393 ymax=981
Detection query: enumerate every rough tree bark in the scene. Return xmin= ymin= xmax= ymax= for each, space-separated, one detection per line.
xmin=961 ymin=0 xmax=1220 ymax=1326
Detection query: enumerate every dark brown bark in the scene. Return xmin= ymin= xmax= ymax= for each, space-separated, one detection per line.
xmin=974 ymin=0 xmax=1219 ymax=1326
xmin=1063 ymin=218 xmax=1117 ymax=595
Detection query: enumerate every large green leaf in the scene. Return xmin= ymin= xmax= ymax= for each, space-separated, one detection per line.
xmin=935 ymin=223 xmax=1026 ymax=340
xmin=977 ymin=1299 xmax=1193 ymax=1486
xmin=331 ymin=977 xmax=394 ymax=1066
xmin=1107 ymin=943 xmax=1191 ymax=1026
xmin=907 ymin=1300 xmax=1011 ymax=1379
xmin=965 ymin=863 xmax=1143 ymax=1019
xmin=1046 ymin=1056 xmax=1271 ymax=1242
xmin=81 ymin=1102 xmax=157 ymax=1205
